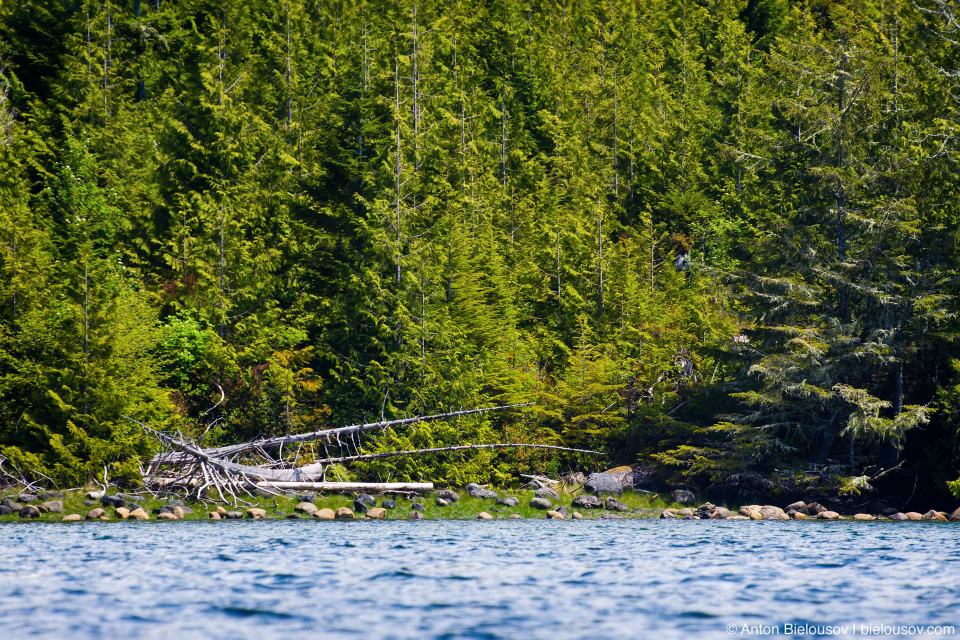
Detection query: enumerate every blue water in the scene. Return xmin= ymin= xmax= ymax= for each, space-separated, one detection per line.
xmin=1 ymin=519 xmax=958 ymax=639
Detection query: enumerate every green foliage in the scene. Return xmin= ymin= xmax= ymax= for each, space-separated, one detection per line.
xmin=0 ymin=0 xmax=958 ymax=499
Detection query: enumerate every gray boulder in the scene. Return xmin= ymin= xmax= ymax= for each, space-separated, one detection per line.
xmin=411 ymin=502 xmax=425 ymax=512
xmin=785 ymin=501 xmax=809 ymax=515
xmin=354 ymin=499 xmax=370 ymax=514
xmin=435 ymin=489 xmax=460 ymax=503
xmin=584 ymin=473 xmax=623 ymax=497
xmin=672 ymin=489 xmax=696 ymax=505
xmin=694 ymin=502 xmax=732 ymax=519
xmin=296 ymin=493 xmax=317 ymax=503
xmin=18 ymin=493 xmax=38 ymax=504
xmin=554 ymin=505 xmax=568 ymax=516
xmin=19 ymin=505 xmax=41 ymax=518
xmin=887 ymin=512 xmax=909 ymax=521
xmin=39 ymin=491 xmax=63 ymax=501
xmin=40 ymin=501 xmax=63 ymax=514
xmin=605 ymin=496 xmax=630 ymax=512
xmin=381 ymin=499 xmax=397 ymax=510
xmin=355 ymin=494 xmax=376 ymax=506
xmin=101 ymin=495 xmax=126 ymax=508
xmin=496 ymin=497 xmax=520 ymax=507
xmin=534 ymin=487 xmax=560 ymax=501
xmin=949 ymin=507 xmax=960 ymax=522
xmin=806 ymin=502 xmax=827 ymax=515
xmin=468 ymin=485 xmax=498 ymax=499
xmin=572 ymin=495 xmax=603 ymax=509
xmin=0 ymin=505 xmax=12 ymax=516
xmin=435 ymin=498 xmax=451 ymax=507
xmin=530 ymin=497 xmax=553 ymax=510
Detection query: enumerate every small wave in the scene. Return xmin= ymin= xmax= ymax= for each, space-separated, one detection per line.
xmin=213 ymin=605 xmax=309 ymax=621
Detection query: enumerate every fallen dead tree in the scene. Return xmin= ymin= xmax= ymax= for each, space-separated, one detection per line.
xmin=150 ymin=404 xmax=534 ymax=466
xmin=128 ymin=403 xmax=599 ymax=505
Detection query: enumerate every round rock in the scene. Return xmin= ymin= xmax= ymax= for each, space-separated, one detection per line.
xmin=19 ymin=505 xmax=41 ymax=518
xmin=496 ymin=497 xmax=520 ymax=507
xmin=529 ymin=497 xmax=552 ymax=510
xmin=434 ymin=489 xmax=460 ymax=503
xmin=534 ymin=487 xmax=560 ymax=501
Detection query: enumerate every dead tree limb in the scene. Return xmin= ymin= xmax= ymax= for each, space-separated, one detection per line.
xmin=307 ymin=443 xmax=601 ymax=465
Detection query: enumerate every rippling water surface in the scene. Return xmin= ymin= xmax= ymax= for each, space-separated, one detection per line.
xmin=1 ymin=519 xmax=958 ymax=639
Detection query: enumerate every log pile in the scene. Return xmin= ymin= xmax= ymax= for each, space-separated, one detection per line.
xmin=128 ymin=403 xmax=599 ymax=505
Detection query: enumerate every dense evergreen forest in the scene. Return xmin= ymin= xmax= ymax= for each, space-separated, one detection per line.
xmin=2 ymin=0 xmax=959 ymax=504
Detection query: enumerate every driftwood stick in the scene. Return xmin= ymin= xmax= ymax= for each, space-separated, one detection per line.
xmin=309 ymin=443 xmax=600 ymax=465
xmin=251 ymin=481 xmax=434 ymax=493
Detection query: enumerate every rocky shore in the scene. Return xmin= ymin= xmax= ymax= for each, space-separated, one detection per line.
xmin=660 ymin=496 xmax=960 ymax=522
xmin=2 ymin=476 xmax=958 ymax=524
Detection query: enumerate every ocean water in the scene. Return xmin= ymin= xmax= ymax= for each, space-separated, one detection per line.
xmin=1 ymin=519 xmax=957 ymax=639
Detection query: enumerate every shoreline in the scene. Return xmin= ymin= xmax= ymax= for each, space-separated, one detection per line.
xmin=2 ymin=486 xmax=959 ymax=524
